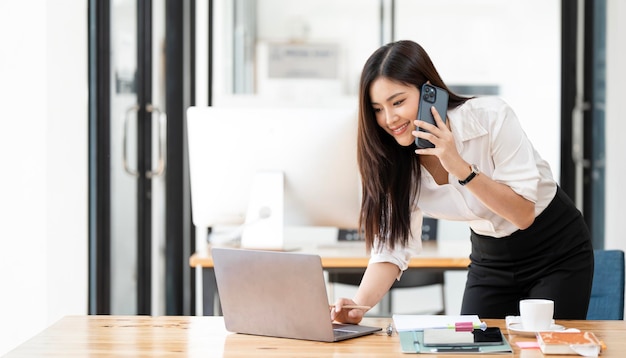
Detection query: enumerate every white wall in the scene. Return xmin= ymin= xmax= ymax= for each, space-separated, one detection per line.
xmin=45 ymin=0 xmax=89 ymax=326
xmin=0 ymin=1 xmax=88 ymax=355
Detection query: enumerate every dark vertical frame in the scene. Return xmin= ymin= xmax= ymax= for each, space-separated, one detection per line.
xmin=586 ymin=0 xmax=606 ymax=249
xmin=390 ymin=0 xmax=395 ymax=42
xmin=165 ymin=0 xmax=194 ymax=315
xmin=581 ymin=0 xmax=594 ymax=245
xmin=560 ymin=0 xmax=577 ymax=199
xmin=378 ymin=0 xmax=396 ymax=45
xmin=136 ymin=0 xmax=154 ymax=315
xmin=378 ymin=0 xmax=384 ymax=45
xmin=88 ymin=0 xmax=112 ymax=315
xmin=187 ymin=0 xmax=197 ymax=316
xmin=208 ymin=0 xmax=213 ymax=106
xmin=561 ymin=0 xmax=606 ymax=248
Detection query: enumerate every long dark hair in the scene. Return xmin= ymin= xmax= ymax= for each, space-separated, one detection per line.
xmin=357 ymin=40 xmax=469 ymax=251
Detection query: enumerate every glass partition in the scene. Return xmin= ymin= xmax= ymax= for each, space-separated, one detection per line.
xmin=395 ymin=0 xmax=561 ymax=178
xmin=212 ymin=0 xmax=381 ymax=107
xmin=207 ymin=0 xmax=561 ymax=210
xmin=211 ymin=1 xmax=560 ymax=178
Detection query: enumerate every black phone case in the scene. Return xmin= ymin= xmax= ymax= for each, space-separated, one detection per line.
xmin=415 ymin=83 xmax=449 ymax=148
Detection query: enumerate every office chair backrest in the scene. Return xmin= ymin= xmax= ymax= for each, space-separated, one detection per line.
xmin=586 ymin=249 xmax=625 ymax=320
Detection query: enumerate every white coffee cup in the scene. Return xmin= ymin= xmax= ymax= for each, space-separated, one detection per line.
xmin=519 ymin=299 xmax=554 ymax=331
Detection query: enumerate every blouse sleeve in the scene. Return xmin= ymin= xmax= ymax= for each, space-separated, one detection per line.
xmin=368 ymin=209 xmax=424 ymax=280
xmin=489 ymin=101 xmax=542 ymax=203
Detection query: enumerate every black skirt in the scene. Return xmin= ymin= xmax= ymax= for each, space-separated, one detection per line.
xmin=460 ymin=187 xmax=594 ymax=319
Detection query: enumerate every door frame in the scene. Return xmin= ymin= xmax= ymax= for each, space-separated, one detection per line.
xmin=560 ymin=0 xmax=606 ymax=248
xmin=88 ymin=0 xmax=195 ymax=315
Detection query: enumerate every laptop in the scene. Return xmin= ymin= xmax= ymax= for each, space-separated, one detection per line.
xmin=211 ymin=247 xmax=382 ymax=342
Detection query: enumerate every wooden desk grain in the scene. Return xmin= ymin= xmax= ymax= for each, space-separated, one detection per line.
xmin=6 ymin=316 xmax=626 ymax=357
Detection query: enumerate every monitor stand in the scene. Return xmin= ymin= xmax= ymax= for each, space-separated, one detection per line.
xmin=240 ymin=171 xmax=285 ymax=250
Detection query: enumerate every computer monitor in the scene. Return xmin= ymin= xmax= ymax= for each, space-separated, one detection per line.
xmin=186 ymin=106 xmax=360 ymax=249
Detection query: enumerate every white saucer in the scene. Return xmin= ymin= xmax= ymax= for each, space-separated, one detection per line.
xmin=507 ymin=323 xmax=566 ymax=336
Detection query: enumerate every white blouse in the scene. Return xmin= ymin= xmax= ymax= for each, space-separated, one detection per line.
xmin=370 ymin=96 xmax=558 ymax=274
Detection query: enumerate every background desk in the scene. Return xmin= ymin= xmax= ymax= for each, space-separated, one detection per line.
xmin=6 ymin=316 xmax=626 ymax=357
xmin=190 ymin=234 xmax=472 ymax=315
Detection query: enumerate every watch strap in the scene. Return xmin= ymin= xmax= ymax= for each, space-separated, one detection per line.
xmin=458 ymin=164 xmax=479 ymax=186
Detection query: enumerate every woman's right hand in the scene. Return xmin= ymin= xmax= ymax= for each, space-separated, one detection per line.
xmin=330 ymin=298 xmax=366 ymax=324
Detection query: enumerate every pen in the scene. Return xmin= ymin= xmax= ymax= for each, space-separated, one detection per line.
xmin=329 ymin=304 xmax=371 ymax=310
xmin=432 ymin=347 xmax=480 ymax=353
xmin=430 ymin=321 xmax=488 ymax=331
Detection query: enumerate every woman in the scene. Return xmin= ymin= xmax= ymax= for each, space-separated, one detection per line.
xmin=331 ymin=40 xmax=593 ymax=323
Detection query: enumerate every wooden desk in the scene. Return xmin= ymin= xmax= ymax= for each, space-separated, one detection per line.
xmin=190 ymin=240 xmax=471 ymax=270
xmin=190 ymin=239 xmax=471 ymax=315
xmin=6 ymin=315 xmax=626 ymax=357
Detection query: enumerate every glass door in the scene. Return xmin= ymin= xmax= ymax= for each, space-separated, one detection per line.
xmin=110 ymin=0 xmax=166 ymax=315
xmin=89 ymin=0 xmax=168 ymax=315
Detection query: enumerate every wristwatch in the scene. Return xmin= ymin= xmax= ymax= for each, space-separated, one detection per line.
xmin=458 ymin=164 xmax=480 ymax=186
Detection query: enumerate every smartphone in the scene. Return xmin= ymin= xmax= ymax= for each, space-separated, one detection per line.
xmin=415 ymin=83 xmax=449 ymax=148
xmin=472 ymin=327 xmax=504 ymax=345
xmin=423 ymin=327 xmax=503 ymax=347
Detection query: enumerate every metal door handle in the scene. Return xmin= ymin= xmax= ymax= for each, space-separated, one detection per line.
xmin=146 ymin=104 xmax=165 ymax=178
xmin=123 ymin=104 xmax=141 ymax=177
xmin=122 ymin=104 xmax=165 ymax=178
